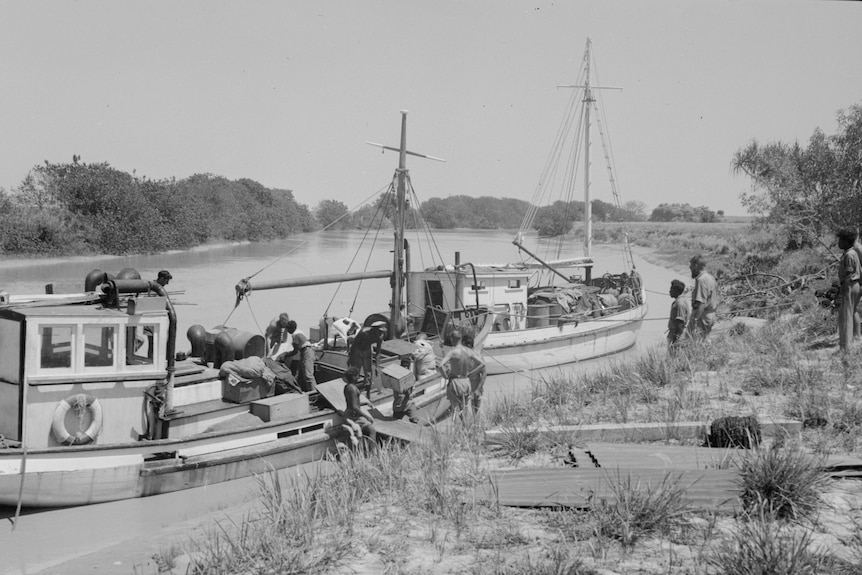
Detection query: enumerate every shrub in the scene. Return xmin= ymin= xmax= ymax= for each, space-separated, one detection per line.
xmin=737 ymin=444 xmax=827 ymax=521
xmin=707 ymin=509 xmax=831 ymax=574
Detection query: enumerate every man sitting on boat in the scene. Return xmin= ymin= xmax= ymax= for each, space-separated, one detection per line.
xmin=437 ymin=330 xmax=486 ymax=421
xmin=340 ymin=367 xmax=377 ymax=449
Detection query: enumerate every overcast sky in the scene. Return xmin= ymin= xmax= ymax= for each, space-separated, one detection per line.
xmin=1 ymin=0 xmax=860 ymax=217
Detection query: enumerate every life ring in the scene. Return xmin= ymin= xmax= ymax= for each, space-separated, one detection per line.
xmin=52 ymin=394 xmax=103 ymax=446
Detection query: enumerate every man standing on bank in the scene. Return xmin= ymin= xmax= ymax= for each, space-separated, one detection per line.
xmin=836 ymin=229 xmax=861 ymax=354
xmin=667 ymin=279 xmax=691 ymax=349
xmin=687 ymin=254 xmax=719 ymax=340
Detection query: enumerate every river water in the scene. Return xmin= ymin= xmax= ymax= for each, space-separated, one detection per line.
xmin=0 ymin=231 xmax=684 ymax=574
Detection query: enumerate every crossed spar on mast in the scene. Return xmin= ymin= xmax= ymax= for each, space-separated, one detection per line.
xmin=366 ymin=111 xmax=446 ymax=338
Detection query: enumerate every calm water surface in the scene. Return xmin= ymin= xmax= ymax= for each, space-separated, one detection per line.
xmin=0 ymin=231 xmax=683 ymax=574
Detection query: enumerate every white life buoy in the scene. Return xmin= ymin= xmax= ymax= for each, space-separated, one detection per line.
xmin=52 ymin=394 xmax=103 ymax=446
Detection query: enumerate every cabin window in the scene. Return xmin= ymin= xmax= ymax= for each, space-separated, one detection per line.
xmin=126 ymin=324 xmax=156 ymax=365
xmin=84 ymin=325 xmax=115 ymax=367
xmin=39 ymin=325 xmax=74 ymax=369
xmin=471 ymin=281 xmax=486 ymax=291
xmin=507 ymin=279 xmax=522 ymax=289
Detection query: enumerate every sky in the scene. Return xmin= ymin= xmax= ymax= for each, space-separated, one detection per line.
xmin=1 ymin=1 xmax=860 ymax=218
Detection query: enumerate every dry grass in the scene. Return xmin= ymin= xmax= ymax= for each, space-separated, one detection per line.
xmin=137 ymin=299 xmax=862 ymax=575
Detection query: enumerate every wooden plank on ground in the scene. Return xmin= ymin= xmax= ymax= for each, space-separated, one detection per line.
xmin=584 ymin=442 xmax=741 ymax=470
xmin=474 ymin=467 xmax=740 ymax=512
xmin=483 ymin=419 xmax=802 ymax=445
xmin=585 ymin=442 xmax=862 ymax=476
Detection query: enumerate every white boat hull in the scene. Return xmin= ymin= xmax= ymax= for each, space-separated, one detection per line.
xmin=0 ymin=384 xmax=447 ymax=508
xmin=482 ymin=304 xmax=648 ymax=374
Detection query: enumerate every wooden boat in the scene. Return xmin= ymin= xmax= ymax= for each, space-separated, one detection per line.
xmin=404 ymin=39 xmax=647 ymax=374
xmin=0 ymin=113 xmax=482 ymax=508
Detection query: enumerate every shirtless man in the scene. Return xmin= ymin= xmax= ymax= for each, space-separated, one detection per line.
xmin=265 ymin=313 xmax=291 ymax=355
xmin=437 ymin=330 xmax=486 ymax=420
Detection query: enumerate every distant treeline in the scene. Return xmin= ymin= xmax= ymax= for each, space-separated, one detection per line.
xmin=315 ymin=194 xmax=722 ymax=235
xmin=0 ymin=161 xmax=314 ymax=255
xmin=0 ymin=160 xmax=724 ymax=255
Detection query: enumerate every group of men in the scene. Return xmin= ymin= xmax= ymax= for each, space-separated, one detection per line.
xmin=671 ymin=230 xmax=862 ymax=357
xmin=666 ymin=254 xmax=719 ymax=348
xmin=265 ymin=312 xmax=317 ymax=392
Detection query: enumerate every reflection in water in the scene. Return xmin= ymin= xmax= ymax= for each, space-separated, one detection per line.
xmin=0 ymin=232 xmax=680 ymax=573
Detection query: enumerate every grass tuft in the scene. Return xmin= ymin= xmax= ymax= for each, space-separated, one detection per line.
xmin=706 ymin=509 xmax=831 ymax=575
xmin=737 ymin=444 xmax=827 ymax=521
xmin=589 ymin=470 xmax=691 ymax=550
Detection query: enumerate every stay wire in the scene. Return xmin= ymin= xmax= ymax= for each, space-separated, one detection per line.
xmin=231 ymin=183 xmax=391 ymax=332
xmin=327 ymin=182 xmax=392 ymax=319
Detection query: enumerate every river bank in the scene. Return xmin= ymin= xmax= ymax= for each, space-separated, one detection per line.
xmin=4 ymin=227 xmax=854 ymax=574
xmin=125 ymin=307 xmax=862 ymax=575
xmin=16 ymin=306 xmax=862 ymax=574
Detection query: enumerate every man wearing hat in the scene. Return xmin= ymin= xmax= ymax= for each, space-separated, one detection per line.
xmin=347 ymin=321 xmax=387 ymax=391
xmin=156 ymin=270 xmax=172 ymax=287
xmin=667 ymin=279 xmax=691 ymax=349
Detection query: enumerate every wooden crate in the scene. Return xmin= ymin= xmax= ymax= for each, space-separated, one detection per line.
xmin=221 ymin=377 xmax=271 ymax=404
xmin=381 ymin=364 xmax=416 ymax=393
xmin=251 ymin=393 xmax=311 ymax=422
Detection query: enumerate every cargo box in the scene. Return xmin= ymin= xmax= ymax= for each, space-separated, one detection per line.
xmin=380 ymin=363 xmax=416 ymax=393
xmin=222 ymin=376 xmax=272 ymax=403
xmin=251 ymin=393 xmax=310 ymax=422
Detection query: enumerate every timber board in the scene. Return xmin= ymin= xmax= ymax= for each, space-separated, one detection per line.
xmin=475 ymin=467 xmax=740 ymax=512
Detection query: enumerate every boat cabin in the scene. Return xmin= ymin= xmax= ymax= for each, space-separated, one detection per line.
xmin=407 ymin=265 xmax=533 ymax=332
xmin=0 ymin=296 xmax=170 ymax=448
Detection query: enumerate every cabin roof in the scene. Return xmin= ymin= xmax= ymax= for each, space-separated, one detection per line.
xmin=0 ymin=305 xmax=130 ymax=320
xmin=419 ymin=265 xmax=530 ymax=277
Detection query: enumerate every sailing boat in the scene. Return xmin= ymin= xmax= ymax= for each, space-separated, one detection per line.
xmin=404 ymin=39 xmax=647 ymax=374
xmin=0 ymin=112 xmax=478 ymax=508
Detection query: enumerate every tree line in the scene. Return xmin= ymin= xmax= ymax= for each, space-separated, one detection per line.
xmin=313 ymin=193 xmax=721 ymax=235
xmin=0 ymin=160 xmax=314 ymax=255
xmin=1 ymin=151 xmax=758 ymax=256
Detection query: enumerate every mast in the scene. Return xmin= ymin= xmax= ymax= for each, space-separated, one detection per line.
xmin=583 ymin=38 xmax=593 ymax=283
xmin=367 ymin=112 xmax=445 ymax=339
xmin=392 ymin=111 xmax=408 ymax=338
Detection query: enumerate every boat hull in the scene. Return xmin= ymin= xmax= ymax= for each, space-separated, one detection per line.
xmin=482 ymin=305 xmax=648 ymax=374
xmin=0 ymin=384 xmax=447 ymax=508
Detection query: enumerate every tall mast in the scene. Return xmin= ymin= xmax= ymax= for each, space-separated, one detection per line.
xmin=392 ymin=111 xmax=409 ymax=338
xmin=583 ymin=38 xmax=593 ymax=278
xmin=367 ymin=112 xmax=445 ymax=339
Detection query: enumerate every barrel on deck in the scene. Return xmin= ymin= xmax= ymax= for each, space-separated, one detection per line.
xmin=527 ymin=303 xmax=565 ymax=328
xmin=212 ymin=328 xmax=266 ymax=368
xmin=527 ymin=304 xmax=551 ymax=328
